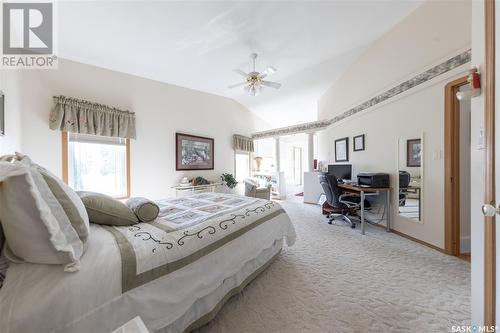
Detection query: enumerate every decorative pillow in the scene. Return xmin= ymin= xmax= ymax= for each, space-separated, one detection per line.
xmin=0 ymin=254 xmax=8 ymax=289
xmin=78 ymin=191 xmax=139 ymax=226
xmin=0 ymin=223 xmax=6 ymax=289
xmin=126 ymin=197 xmax=160 ymax=222
xmin=0 ymin=161 xmax=85 ymax=271
xmin=0 ymin=222 xmax=4 ymax=256
xmin=17 ymin=154 xmax=90 ymax=250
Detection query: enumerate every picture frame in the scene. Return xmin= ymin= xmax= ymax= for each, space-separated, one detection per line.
xmin=175 ymin=133 xmax=214 ymax=171
xmin=334 ymin=137 xmax=349 ymax=162
xmin=353 ymin=134 xmax=365 ymax=151
xmin=0 ymin=91 xmax=4 ymax=136
xmin=406 ymin=138 xmax=421 ymax=167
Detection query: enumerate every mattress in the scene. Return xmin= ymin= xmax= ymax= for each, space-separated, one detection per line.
xmin=0 ymin=194 xmax=295 ymax=333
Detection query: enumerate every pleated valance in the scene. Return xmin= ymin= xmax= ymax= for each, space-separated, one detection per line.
xmin=49 ymin=96 xmax=136 ymax=139
xmin=233 ymin=134 xmax=254 ymax=152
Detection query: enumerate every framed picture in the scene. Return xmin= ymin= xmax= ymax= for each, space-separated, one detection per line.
xmin=0 ymin=91 xmax=4 ymax=136
xmin=406 ymin=138 xmax=421 ymax=167
xmin=353 ymin=134 xmax=365 ymax=151
xmin=176 ymin=133 xmax=214 ymax=171
xmin=335 ymin=137 xmax=349 ymax=162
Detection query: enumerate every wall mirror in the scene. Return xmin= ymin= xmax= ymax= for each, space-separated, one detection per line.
xmin=397 ymin=135 xmax=423 ymax=222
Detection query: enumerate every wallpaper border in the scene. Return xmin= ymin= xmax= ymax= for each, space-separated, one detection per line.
xmin=252 ymin=49 xmax=472 ymax=139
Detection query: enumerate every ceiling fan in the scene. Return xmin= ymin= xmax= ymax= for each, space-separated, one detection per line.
xmin=228 ymin=53 xmax=281 ymax=96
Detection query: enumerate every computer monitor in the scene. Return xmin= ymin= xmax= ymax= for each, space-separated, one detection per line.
xmin=328 ymin=164 xmax=352 ymax=181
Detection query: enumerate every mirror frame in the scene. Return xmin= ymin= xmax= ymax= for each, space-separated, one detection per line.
xmin=396 ymin=132 xmax=424 ymax=224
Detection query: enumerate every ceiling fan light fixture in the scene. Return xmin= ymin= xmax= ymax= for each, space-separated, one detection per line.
xmin=228 ymin=53 xmax=281 ymax=96
xmin=245 ymin=84 xmax=261 ymax=96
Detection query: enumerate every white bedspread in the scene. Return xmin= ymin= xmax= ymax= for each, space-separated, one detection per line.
xmin=0 ymin=194 xmax=295 ymax=333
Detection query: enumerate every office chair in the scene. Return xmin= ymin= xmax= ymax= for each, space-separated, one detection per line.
xmin=399 ymin=171 xmax=411 ymax=206
xmin=318 ymin=173 xmax=362 ymax=228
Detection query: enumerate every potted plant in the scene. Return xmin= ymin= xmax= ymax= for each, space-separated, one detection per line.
xmin=220 ymin=173 xmax=238 ymax=193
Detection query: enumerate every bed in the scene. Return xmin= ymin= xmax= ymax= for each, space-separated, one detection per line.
xmin=0 ymin=192 xmax=296 ymax=333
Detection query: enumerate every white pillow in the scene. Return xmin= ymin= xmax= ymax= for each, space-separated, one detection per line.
xmin=17 ymin=154 xmax=90 ymax=250
xmin=0 ymin=161 xmax=86 ymax=272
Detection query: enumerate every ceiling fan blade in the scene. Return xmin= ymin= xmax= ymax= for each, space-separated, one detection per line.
xmin=263 ymin=66 xmax=277 ymax=75
xmin=261 ymin=80 xmax=281 ymax=89
xmin=233 ymin=69 xmax=248 ymax=77
xmin=228 ymin=81 xmax=247 ymax=89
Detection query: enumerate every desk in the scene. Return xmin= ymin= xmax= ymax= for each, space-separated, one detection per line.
xmin=338 ymin=183 xmax=392 ymax=235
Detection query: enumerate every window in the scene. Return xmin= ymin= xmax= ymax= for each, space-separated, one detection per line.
xmin=234 ymin=152 xmax=250 ymax=182
xmin=254 ymin=138 xmax=276 ymax=172
xmin=63 ymin=132 xmax=130 ymax=198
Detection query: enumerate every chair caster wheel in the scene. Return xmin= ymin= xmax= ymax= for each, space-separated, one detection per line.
xmin=351 ymin=224 xmax=355 ymax=229
xmin=328 ymin=221 xmax=333 ymax=225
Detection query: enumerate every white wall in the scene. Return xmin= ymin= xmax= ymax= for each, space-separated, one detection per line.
xmin=9 ymin=59 xmax=267 ymax=198
xmin=318 ymin=0 xmax=471 ymax=121
xmin=0 ymin=71 xmax=23 ymax=155
xmin=316 ymin=0 xmax=471 ymax=249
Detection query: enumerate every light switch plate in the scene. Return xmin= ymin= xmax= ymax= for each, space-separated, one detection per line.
xmin=477 ymin=127 xmax=485 ymax=150
xmin=433 ymin=150 xmax=442 ymax=160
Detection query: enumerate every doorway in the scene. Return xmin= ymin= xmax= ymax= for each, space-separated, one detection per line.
xmin=444 ymin=76 xmax=470 ymax=258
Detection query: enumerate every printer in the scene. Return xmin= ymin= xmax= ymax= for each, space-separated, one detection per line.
xmin=357 ymin=173 xmax=390 ymax=188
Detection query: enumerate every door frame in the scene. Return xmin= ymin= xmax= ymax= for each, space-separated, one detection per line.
xmin=444 ymin=76 xmax=469 ymax=256
xmin=484 ymin=0 xmax=495 ymax=325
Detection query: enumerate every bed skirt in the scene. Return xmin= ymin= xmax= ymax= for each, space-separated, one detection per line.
xmin=156 ymin=239 xmax=283 ymax=333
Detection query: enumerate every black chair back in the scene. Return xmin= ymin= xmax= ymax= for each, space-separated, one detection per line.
xmin=399 ymin=171 xmax=411 ymax=188
xmin=319 ymin=173 xmax=342 ymax=209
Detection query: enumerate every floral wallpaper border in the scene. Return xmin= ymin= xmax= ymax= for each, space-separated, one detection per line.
xmin=252 ymin=49 xmax=471 ymax=140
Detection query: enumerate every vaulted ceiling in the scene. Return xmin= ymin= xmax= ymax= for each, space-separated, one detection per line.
xmin=58 ymin=1 xmax=422 ymax=128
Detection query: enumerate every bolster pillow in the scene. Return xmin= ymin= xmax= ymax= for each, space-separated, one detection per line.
xmin=126 ymin=197 xmax=160 ymax=222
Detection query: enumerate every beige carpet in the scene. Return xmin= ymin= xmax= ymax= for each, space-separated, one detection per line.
xmin=196 ymin=200 xmax=470 ymax=333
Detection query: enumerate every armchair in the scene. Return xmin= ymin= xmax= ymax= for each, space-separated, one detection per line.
xmin=243 ymin=178 xmax=272 ymax=200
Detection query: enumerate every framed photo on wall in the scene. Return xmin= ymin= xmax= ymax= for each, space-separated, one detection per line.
xmin=353 ymin=134 xmax=365 ymax=151
xmin=176 ymin=133 xmax=214 ymax=171
xmin=335 ymin=137 xmax=349 ymax=162
xmin=406 ymin=138 xmax=421 ymax=167
xmin=0 ymin=91 xmax=4 ymax=136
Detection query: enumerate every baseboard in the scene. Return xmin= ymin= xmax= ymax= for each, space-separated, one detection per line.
xmin=389 ymin=229 xmax=447 ymax=254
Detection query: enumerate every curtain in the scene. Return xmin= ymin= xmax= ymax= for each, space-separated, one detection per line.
xmin=49 ymin=96 xmax=136 ymax=139
xmin=233 ymin=134 xmax=254 ymax=152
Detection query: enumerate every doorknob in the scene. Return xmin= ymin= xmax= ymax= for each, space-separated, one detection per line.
xmin=482 ymin=203 xmax=500 ymax=216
